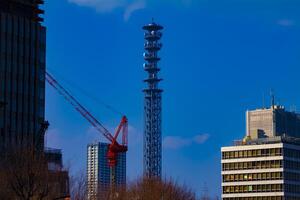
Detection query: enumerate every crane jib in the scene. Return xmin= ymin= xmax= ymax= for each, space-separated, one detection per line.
xmin=45 ymin=72 xmax=125 ymax=143
xmin=46 ymin=71 xmax=128 ymax=186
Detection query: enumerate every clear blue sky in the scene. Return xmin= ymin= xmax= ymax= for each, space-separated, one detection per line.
xmin=44 ymin=0 xmax=300 ymax=197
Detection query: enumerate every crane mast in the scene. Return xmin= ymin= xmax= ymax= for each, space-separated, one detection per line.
xmin=45 ymin=72 xmax=128 ymax=189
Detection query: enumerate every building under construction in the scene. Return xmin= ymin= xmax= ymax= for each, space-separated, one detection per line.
xmin=143 ymin=21 xmax=164 ymax=178
xmin=87 ymin=142 xmax=126 ymax=200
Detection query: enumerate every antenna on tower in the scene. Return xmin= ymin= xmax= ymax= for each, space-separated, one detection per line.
xmin=290 ymin=105 xmax=297 ymax=113
xmin=270 ymin=89 xmax=275 ymax=108
xmin=262 ymin=92 xmax=265 ymax=109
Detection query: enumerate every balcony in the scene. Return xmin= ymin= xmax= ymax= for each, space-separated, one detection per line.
xmin=143 ymin=63 xmax=160 ymax=73
xmin=144 ymin=32 xmax=162 ymax=41
xmin=143 ymin=23 xmax=163 ymax=31
xmin=144 ymin=42 xmax=162 ymax=51
xmin=143 ymin=53 xmax=160 ymax=61
xmin=144 ymin=77 xmax=163 ymax=84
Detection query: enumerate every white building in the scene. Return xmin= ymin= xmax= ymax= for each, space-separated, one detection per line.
xmin=222 ymin=137 xmax=300 ymax=200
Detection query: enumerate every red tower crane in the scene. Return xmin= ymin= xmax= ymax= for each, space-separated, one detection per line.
xmin=45 ymin=72 xmax=128 ymax=186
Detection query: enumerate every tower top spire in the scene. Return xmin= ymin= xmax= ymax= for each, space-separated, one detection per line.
xmin=142 ymin=21 xmax=163 ymax=31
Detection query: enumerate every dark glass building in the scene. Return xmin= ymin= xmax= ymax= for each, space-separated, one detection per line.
xmin=0 ymin=0 xmax=46 ymax=152
xmin=0 ymin=2 xmax=70 ymax=199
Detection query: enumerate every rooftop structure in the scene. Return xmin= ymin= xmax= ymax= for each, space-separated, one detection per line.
xmin=235 ymin=135 xmax=300 ymax=147
xmin=45 ymin=147 xmax=63 ymax=171
xmin=142 ymin=21 xmax=164 ymax=178
xmin=45 ymin=147 xmax=70 ymax=199
xmin=0 ymin=0 xmax=44 ymax=22
xmin=246 ymin=105 xmax=300 ymax=139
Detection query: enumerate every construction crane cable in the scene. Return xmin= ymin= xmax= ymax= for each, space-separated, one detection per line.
xmin=46 ymin=68 xmax=124 ymax=116
xmin=45 ymin=72 xmax=115 ymax=142
xmin=45 ymin=71 xmax=128 ymax=187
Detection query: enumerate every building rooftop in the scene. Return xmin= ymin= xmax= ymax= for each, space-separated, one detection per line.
xmin=45 ymin=147 xmax=62 ymax=154
xmin=234 ymin=135 xmax=300 ymax=146
xmin=0 ymin=0 xmax=44 ymax=22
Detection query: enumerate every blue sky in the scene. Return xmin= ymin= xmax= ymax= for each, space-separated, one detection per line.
xmin=44 ymin=0 xmax=300 ymax=197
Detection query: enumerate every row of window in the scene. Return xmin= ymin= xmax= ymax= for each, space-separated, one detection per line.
xmin=284 ymin=160 xmax=300 ymax=170
xmin=222 ymin=148 xmax=282 ymax=159
xmin=223 ymin=172 xmax=300 ymax=182
xmin=284 ymin=172 xmax=300 ymax=181
xmin=222 ymin=160 xmax=282 ymax=171
xmin=223 ymin=184 xmax=283 ymax=194
xmin=223 ymin=197 xmax=283 ymax=200
xmin=283 ymin=198 xmax=300 ymax=200
xmin=0 ymin=16 xmax=46 ymax=40
xmin=223 ymin=184 xmax=300 ymax=194
xmin=0 ymin=14 xmax=46 ymax=35
xmin=0 ymin=50 xmax=45 ymax=63
xmin=222 ymin=197 xmax=299 ymax=200
xmin=284 ymin=149 xmax=300 ymax=159
xmin=223 ymin=172 xmax=283 ymax=182
xmin=222 ymin=148 xmax=300 ymax=160
xmin=285 ymin=184 xmax=300 ymax=193
xmin=0 ymin=71 xmax=45 ymax=84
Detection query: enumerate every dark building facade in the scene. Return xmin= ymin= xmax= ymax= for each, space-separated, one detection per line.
xmin=0 ymin=1 xmax=70 ymax=199
xmin=0 ymin=0 xmax=46 ymax=152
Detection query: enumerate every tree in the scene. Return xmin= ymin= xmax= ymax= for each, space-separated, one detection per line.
xmin=69 ymin=172 xmax=87 ymax=200
xmin=114 ymin=177 xmax=196 ymax=200
xmin=0 ymin=148 xmax=50 ymax=200
xmin=0 ymin=147 xmax=68 ymax=200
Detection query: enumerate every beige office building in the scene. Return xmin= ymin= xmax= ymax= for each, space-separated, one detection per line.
xmin=222 ymin=105 xmax=300 ymax=200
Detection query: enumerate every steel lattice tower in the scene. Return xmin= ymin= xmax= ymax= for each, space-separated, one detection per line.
xmin=142 ymin=21 xmax=163 ymax=178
